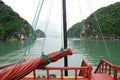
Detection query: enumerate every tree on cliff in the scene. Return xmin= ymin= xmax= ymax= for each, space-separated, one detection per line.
xmin=0 ymin=1 xmax=32 ymax=40
xmin=68 ymin=2 xmax=120 ymax=39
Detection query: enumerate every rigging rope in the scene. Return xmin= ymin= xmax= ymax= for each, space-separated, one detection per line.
xmin=24 ymin=0 xmax=64 ymax=61
xmin=77 ymin=0 xmax=87 ymax=60
xmin=41 ymin=0 xmax=64 ymax=53
xmin=41 ymin=0 xmax=53 ymax=54
xmin=86 ymin=0 xmax=112 ymax=63
xmin=24 ymin=0 xmax=45 ymax=59
xmin=61 ymin=0 xmax=64 ymax=50
xmin=77 ymin=0 xmax=84 ymax=21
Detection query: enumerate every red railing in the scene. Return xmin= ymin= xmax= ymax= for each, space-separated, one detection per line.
xmin=32 ymin=59 xmax=92 ymax=79
xmin=46 ymin=66 xmax=92 ymax=79
xmin=94 ymin=59 xmax=120 ymax=80
xmin=79 ymin=59 xmax=92 ymax=79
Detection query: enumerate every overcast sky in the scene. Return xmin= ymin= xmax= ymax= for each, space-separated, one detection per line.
xmin=3 ymin=0 xmax=120 ymax=36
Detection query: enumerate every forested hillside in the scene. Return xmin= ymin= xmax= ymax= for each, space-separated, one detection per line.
xmin=68 ymin=2 xmax=120 ymax=39
xmin=0 ymin=1 xmax=32 ymax=40
xmin=35 ymin=29 xmax=46 ymax=38
xmin=0 ymin=0 xmax=45 ymax=41
xmin=68 ymin=20 xmax=85 ymax=38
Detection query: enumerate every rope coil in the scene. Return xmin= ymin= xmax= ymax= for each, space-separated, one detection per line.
xmin=41 ymin=52 xmax=52 ymax=66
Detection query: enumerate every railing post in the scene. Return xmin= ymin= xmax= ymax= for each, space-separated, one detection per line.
xmin=113 ymin=65 xmax=118 ymax=80
xmin=88 ymin=66 xmax=92 ymax=79
xmin=109 ymin=66 xmax=111 ymax=75
xmin=105 ymin=63 xmax=107 ymax=73
xmin=33 ymin=70 xmax=36 ymax=79
xmin=61 ymin=69 xmax=64 ymax=79
xmin=75 ymin=69 xmax=77 ymax=79
xmin=47 ymin=69 xmax=50 ymax=79
xmin=102 ymin=63 xmax=104 ymax=73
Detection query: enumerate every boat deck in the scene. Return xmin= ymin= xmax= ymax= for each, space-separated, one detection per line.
xmin=21 ymin=73 xmax=114 ymax=80
xmin=21 ymin=59 xmax=120 ymax=80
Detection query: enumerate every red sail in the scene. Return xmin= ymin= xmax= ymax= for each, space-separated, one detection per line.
xmin=0 ymin=48 xmax=74 ymax=80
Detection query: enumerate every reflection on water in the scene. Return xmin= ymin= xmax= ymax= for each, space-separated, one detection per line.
xmin=68 ymin=38 xmax=120 ymax=66
xmin=0 ymin=38 xmax=120 ymax=69
xmin=0 ymin=41 xmax=26 ymax=64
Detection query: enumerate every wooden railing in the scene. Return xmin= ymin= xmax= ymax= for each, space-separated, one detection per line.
xmin=46 ymin=66 xmax=92 ymax=79
xmin=32 ymin=59 xmax=92 ymax=79
xmin=94 ymin=59 xmax=120 ymax=80
xmin=79 ymin=59 xmax=92 ymax=79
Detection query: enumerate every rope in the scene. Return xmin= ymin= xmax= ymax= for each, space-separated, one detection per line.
xmin=24 ymin=0 xmax=45 ymax=59
xmin=86 ymin=0 xmax=112 ymax=63
xmin=39 ymin=0 xmax=65 ymax=68
xmin=33 ymin=0 xmax=45 ymax=30
xmin=77 ymin=0 xmax=87 ymax=60
xmin=41 ymin=0 xmax=53 ymax=53
xmin=77 ymin=0 xmax=84 ymax=21
xmin=61 ymin=0 xmax=64 ymax=49
xmin=41 ymin=52 xmax=52 ymax=65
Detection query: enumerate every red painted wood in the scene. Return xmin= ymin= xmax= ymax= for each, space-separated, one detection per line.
xmin=21 ymin=59 xmax=120 ymax=80
xmin=92 ymin=73 xmax=114 ymax=80
xmin=21 ymin=78 xmax=88 ymax=80
xmin=21 ymin=73 xmax=114 ymax=80
xmin=46 ymin=66 xmax=92 ymax=79
xmin=79 ymin=59 xmax=92 ymax=80
xmin=94 ymin=59 xmax=120 ymax=80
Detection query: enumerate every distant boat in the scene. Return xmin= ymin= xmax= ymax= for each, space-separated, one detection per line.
xmin=0 ymin=0 xmax=120 ymax=80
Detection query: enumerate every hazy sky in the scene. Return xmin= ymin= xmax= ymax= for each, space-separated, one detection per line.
xmin=3 ymin=0 xmax=120 ymax=36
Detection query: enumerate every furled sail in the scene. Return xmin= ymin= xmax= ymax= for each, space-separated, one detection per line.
xmin=0 ymin=48 xmax=74 ymax=80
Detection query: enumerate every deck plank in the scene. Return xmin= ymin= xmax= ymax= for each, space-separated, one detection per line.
xmin=21 ymin=78 xmax=88 ymax=80
xmin=21 ymin=73 xmax=114 ymax=80
xmin=91 ymin=73 xmax=114 ymax=80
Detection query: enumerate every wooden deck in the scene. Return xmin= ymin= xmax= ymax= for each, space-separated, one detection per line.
xmin=21 ymin=73 xmax=114 ymax=80
xmin=21 ymin=78 xmax=88 ymax=80
xmin=21 ymin=59 xmax=120 ymax=80
xmin=92 ymin=73 xmax=113 ymax=80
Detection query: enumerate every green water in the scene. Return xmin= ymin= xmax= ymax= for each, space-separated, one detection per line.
xmin=0 ymin=38 xmax=120 ymax=68
xmin=0 ymin=41 xmax=26 ymax=64
xmin=69 ymin=39 xmax=120 ymax=66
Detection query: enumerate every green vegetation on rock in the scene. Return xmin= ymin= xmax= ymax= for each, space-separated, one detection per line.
xmin=68 ymin=2 xmax=120 ymax=39
xmin=0 ymin=0 xmax=45 ymax=41
xmin=35 ymin=29 xmax=46 ymax=38
xmin=0 ymin=1 xmax=32 ymax=40
xmin=68 ymin=20 xmax=85 ymax=38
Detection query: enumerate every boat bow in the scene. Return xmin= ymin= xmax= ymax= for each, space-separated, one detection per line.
xmin=0 ymin=48 xmax=74 ymax=80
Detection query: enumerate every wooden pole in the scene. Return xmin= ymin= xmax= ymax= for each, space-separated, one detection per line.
xmin=62 ymin=0 xmax=68 ymax=76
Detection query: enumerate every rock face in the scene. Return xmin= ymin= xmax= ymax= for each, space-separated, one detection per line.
xmin=0 ymin=1 xmax=45 ymax=41
xmin=0 ymin=1 xmax=31 ymax=41
xmin=0 ymin=0 xmax=45 ymax=40
xmin=35 ymin=29 xmax=46 ymax=38
xmin=68 ymin=2 xmax=120 ymax=39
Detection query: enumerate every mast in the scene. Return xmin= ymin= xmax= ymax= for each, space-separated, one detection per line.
xmin=62 ymin=0 xmax=68 ymax=76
